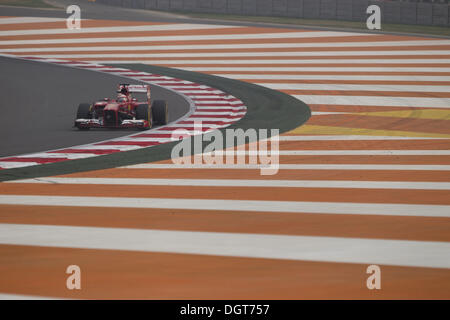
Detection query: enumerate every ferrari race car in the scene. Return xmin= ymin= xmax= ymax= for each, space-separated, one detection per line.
xmin=74 ymin=84 xmax=168 ymax=130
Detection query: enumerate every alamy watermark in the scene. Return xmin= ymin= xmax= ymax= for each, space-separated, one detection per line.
xmin=367 ymin=5 xmax=381 ymax=30
xmin=66 ymin=265 xmax=81 ymax=290
xmin=66 ymin=5 xmax=81 ymax=30
xmin=170 ymin=122 xmax=280 ymax=175
xmin=366 ymin=265 xmax=381 ymax=290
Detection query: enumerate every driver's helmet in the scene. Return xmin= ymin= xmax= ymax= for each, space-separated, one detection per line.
xmin=120 ymin=87 xmax=129 ymax=95
xmin=117 ymin=94 xmax=128 ymax=103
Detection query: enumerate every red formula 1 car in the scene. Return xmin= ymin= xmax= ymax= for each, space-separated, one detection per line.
xmin=74 ymin=84 xmax=168 ymax=130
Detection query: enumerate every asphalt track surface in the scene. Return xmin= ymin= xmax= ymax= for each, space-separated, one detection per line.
xmin=0 ymin=55 xmax=190 ymax=157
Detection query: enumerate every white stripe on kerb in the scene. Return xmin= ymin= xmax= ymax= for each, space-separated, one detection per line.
xmin=69 ymin=145 xmax=142 ymax=151
xmin=14 ymin=153 xmax=96 ymax=160
xmin=0 ymin=162 xmax=38 ymax=169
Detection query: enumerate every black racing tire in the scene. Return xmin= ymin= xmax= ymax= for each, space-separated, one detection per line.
xmin=75 ymin=103 xmax=91 ymax=130
xmin=76 ymin=103 xmax=91 ymax=119
xmin=136 ymin=103 xmax=152 ymax=129
xmin=152 ymin=100 xmax=168 ymax=125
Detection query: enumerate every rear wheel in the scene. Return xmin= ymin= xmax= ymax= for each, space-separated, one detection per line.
xmin=136 ymin=103 xmax=152 ymax=129
xmin=75 ymin=103 xmax=91 ymax=130
xmin=152 ymin=100 xmax=168 ymax=125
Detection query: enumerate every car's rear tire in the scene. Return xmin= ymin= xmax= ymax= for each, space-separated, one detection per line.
xmin=136 ymin=103 xmax=152 ymax=129
xmin=76 ymin=103 xmax=91 ymax=130
xmin=152 ymin=100 xmax=168 ymax=125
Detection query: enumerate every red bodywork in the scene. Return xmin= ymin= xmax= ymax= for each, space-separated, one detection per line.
xmin=75 ymin=84 xmax=151 ymax=130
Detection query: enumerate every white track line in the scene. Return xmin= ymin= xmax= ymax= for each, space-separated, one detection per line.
xmin=0 ymin=17 xmax=66 ymax=24
xmin=0 ymin=224 xmax=449 ymax=268
xmin=5 ymin=47 xmax=450 ymax=56
xmin=1 ymin=40 xmax=449 ymax=51
xmin=0 ymin=31 xmax=369 ymax=45
xmin=28 ymin=55 xmax=450 ymax=64
xmin=10 ymin=50 xmax=450 ymax=57
xmin=0 ymin=23 xmax=238 ymax=36
xmin=305 ymin=111 xmax=349 ymax=116
xmin=181 ymin=67 xmax=450 ymax=72
xmin=216 ymin=74 xmax=450 ymax=82
xmin=0 ymin=293 xmax=57 ymax=300
xmin=0 ymin=195 xmax=448 ymax=217
xmin=277 ymin=135 xmax=450 ymax=141
xmin=206 ymin=150 xmax=450 ymax=156
xmin=257 ymin=83 xmax=450 ymax=93
xmin=292 ymin=95 xmax=450 ymax=108
xmin=122 ymin=163 xmax=450 ymax=171
xmin=9 ymin=177 xmax=450 ymax=190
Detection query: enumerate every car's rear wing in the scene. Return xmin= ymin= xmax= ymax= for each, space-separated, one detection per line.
xmin=118 ymin=84 xmax=151 ymax=102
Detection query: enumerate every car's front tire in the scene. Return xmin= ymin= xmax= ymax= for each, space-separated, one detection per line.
xmin=152 ymin=100 xmax=168 ymax=125
xmin=75 ymin=103 xmax=91 ymax=130
xmin=136 ymin=103 xmax=152 ymax=129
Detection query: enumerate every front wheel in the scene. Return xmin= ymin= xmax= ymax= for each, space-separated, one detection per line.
xmin=135 ymin=103 xmax=152 ymax=129
xmin=75 ymin=103 xmax=91 ymax=130
xmin=151 ymin=100 xmax=168 ymax=125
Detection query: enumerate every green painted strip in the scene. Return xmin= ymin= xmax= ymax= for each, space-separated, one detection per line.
xmin=0 ymin=64 xmax=310 ymax=182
